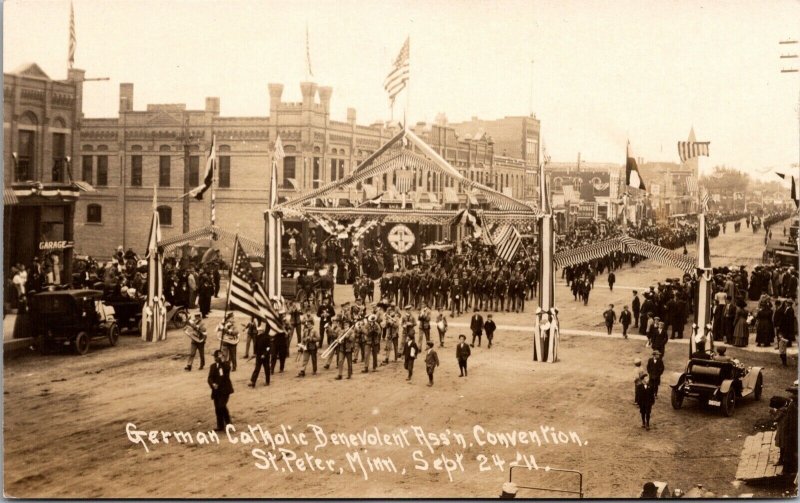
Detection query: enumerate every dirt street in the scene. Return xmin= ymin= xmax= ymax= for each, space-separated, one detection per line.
xmin=4 ymin=219 xmax=796 ymax=498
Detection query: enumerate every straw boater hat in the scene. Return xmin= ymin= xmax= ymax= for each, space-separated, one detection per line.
xmin=634 ymin=358 xmax=642 ymax=366
xmin=368 ymin=314 xmax=377 ymax=322
xmin=404 ymin=305 xmax=413 ymax=310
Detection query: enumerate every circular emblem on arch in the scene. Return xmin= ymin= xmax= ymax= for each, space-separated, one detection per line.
xmin=387 ymin=224 xmax=415 ymax=254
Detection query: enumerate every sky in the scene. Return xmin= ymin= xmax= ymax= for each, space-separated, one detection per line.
xmin=3 ymin=0 xmax=799 ymax=179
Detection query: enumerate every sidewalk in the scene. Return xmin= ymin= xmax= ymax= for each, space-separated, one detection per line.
xmin=446 ymin=320 xmax=799 ymax=355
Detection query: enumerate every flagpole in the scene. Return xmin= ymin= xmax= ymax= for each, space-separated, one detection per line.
xmin=403 ymin=36 xmax=410 ymax=130
xmin=221 ymin=236 xmax=238 ymax=350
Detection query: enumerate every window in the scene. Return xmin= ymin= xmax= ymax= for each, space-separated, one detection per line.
xmin=159 ymin=156 xmax=171 ymax=187
xmin=218 ymin=156 xmax=231 ymax=188
xmin=131 ymin=155 xmax=142 ymax=186
xmin=96 ymin=156 xmax=108 ymax=186
xmin=283 ymin=156 xmax=296 ymax=189
xmin=338 ymin=160 xmax=345 ymax=180
xmin=82 ymin=156 xmax=93 ymax=183
xmin=86 ymin=204 xmax=102 ymax=223
xmin=16 ymin=130 xmax=34 ymax=181
xmin=313 ymin=157 xmax=321 ymax=189
xmin=187 ymin=156 xmax=200 ymax=187
xmin=330 ymin=158 xmax=338 ymax=181
xmin=52 ymin=133 xmax=67 ymax=182
xmin=157 ymin=206 xmax=172 ymax=226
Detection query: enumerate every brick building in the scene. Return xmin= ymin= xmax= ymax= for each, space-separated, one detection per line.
xmin=3 ymin=63 xmax=87 ymax=281
xmin=74 ymin=81 xmax=538 ymax=259
xmin=544 ymin=162 xmax=622 ymax=226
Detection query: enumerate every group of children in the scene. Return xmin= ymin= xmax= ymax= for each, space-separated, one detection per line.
xmin=407 ymin=333 xmax=477 ymax=386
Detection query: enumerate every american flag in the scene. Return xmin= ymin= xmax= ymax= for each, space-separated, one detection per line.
xmin=493 ymin=225 xmax=522 ymax=262
xmin=685 ymin=176 xmax=698 ymax=194
xmin=678 ymin=141 xmax=710 ymax=163
xmin=384 ymin=37 xmax=410 ymax=105
xmin=68 ymin=2 xmax=76 ymax=69
xmin=228 ymin=238 xmax=284 ymax=333
xmin=700 ymin=189 xmax=711 ymax=212
xmin=395 ymin=168 xmax=414 ymax=194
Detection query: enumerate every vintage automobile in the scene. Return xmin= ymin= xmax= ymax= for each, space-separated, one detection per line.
xmin=669 ymin=357 xmax=763 ymax=417
xmin=30 ymin=289 xmax=120 ymax=355
xmin=103 ymin=293 xmax=144 ymax=333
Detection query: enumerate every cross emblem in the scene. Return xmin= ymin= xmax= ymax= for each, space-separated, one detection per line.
xmin=388 ymin=224 xmax=415 ymax=254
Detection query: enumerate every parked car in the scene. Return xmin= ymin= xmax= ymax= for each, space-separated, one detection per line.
xmin=669 ymin=357 xmax=763 ymax=417
xmin=30 ymin=289 xmax=119 ymax=355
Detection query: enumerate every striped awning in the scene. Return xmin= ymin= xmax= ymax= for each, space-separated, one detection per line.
xmin=4 ymin=188 xmax=19 ymax=205
xmin=443 ymin=187 xmax=459 ymax=203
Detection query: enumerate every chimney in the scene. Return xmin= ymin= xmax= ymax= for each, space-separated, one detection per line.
xmin=300 ymin=82 xmax=318 ymax=109
xmin=119 ymin=83 xmax=133 ymax=113
xmin=318 ymin=86 xmax=332 ymax=113
xmin=205 ymin=97 xmax=220 ymax=114
xmin=347 ymin=107 xmax=356 ymax=124
xmin=268 ymin=83 xmax=284 ymax=109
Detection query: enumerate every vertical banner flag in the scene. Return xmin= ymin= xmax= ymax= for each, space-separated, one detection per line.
xmin=384 ymin=37 xmax=410 ymax=106
xmin=777 ymin=172 xmax=800 ymax=208
xmin=142 ymin=187 xmax=167 ymax=342
xmin=692 ymin=212 xmax=713 ymax=355
xmin=678 ymin=141 xmax=710 ymax=163
xmin=267 ymin=136 xmax=284 ymax=298
xmin=68 ymin=2 xmax=76 ymax=69
xmin=535 ymin=168 xmax=557 ymax=363
xmin=626 ymin=141 xmax=646 ymax=190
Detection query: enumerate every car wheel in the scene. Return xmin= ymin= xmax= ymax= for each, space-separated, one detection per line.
xmin=173 ymin=310 xmax=188 ymax=329
xmin=671 ymin=388 xmax=684 ymax=409
xmin=73 ymin=331 xmax=90 ymax=355
xmin=754 ymin=373 xmax=763 ymax=401
xmin=108 ymin=323 xmax=120 ymax=347
xmin=721 ymin=389 xmax=736 ymax=417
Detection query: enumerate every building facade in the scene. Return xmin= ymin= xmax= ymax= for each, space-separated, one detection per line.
xmin=75 ymin=82 xmax=539 ymax=259
xmin=3 ymin=63 xmax=87 ymax=281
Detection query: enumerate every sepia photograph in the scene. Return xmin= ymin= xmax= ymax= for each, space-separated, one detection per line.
xmin=2 ymin=0 xmax=799 ymax=498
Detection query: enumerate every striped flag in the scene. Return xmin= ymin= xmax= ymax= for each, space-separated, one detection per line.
xmin=189 ymin=135 xmax=216 ymax=200
xmin=493 ymin=225 xmax=522 ymax=262
xmin=700 ymin=189 xmax=711 ymax=212
xmin=68 ymin=2 xmax=76 ymax=69
xmin=306 ymin=23 xmax=314 ymax=78
xmin=228 ymin=238 xmax=284 ymax=333
xmin=626 ymin=141 xmax=646 ymax=190
xmin=384 ymin=37 xmax=410 ymax=105
xmin=395 ymin=168 xmax=414 ymax=194
xmin=686 ymin=176 xmax=698 ymax=194
xmin=678 ymin=141 xmax=710 ymax=163
xmin=142 ymin=187 xmax=167 ymax=342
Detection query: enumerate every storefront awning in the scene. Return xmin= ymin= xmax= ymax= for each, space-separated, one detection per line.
xmin=4 ymin=189 xmax=19 ymax=205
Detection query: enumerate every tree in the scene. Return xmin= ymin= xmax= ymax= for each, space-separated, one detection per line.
xmin=699 ymin=166 xmax=750 ymax=195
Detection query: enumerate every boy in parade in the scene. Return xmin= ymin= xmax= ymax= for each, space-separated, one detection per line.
xmin=425 ymin=341 xmax=439 ymax=386
xmin=456 ymin=334 xmax=471 ymax=377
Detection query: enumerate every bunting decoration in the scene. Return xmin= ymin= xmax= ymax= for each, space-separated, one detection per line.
xmin=534 ymin=169 xmax=557 ymax=363
xmin=692 ymin=211 xmax=714 ymax=355
xmin=141 ymin=187 xmax=167 ymax=342
xmin=267 ymin=136 xmax=284 ymax=298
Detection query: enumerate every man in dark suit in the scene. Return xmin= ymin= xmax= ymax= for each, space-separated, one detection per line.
xmin=456 ymin=334 xmax=471 ymax=376
xmin=208 ymin=350 xmax=234 ymax=432
xmin=652 ymin=321 xmax=669 ymax=355
xmin=470 ymin=309 xmax=484 ymax=347
xmin=248 ymin=324 xmax=270 ymax=388
xmin=646 ymin=350 xmax=665 ymax=399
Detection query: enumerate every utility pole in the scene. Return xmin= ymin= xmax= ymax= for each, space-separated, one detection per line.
xmin=179 ymin=113 xmax=199 ymax=234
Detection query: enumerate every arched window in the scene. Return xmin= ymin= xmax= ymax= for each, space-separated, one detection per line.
xmin=52 ymin=117 xmax=67 ymax=128
xmin=157 ymin=206 xmax=172 ymax=226
xmin=86 ymin=204 xmax=102 ymax=223
xmin=552 ymin=177 xmax=563 ymax=190
xmin=20 ymin=111 xmax=38 ymax=125
xmin=573 ymin=177 xmax=583 ymax=191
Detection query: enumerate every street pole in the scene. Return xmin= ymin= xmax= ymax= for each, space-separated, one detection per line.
xmin=182 ymin=115 xmax=191 ymax=234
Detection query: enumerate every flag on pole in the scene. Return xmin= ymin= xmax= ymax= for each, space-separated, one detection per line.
xmin=229 ymin=238 xmax=284 ymax=333
xmin=189 ymin=135 xmax=216 ymax=200
xmin=271 ymin=136 xmax=284 ymax=208
xmin=306 ymin=23 xmax=314 ymax=79
xmin=678 ymin=141 xmax=710 ymax=163
xmin=384 ymin=37 xmax=410 ymax=105
xmin=68 ymin=2 xmax=76 ymax=69
xmin=142 ymin=187 xmax=167 ymax=342
xmin=777 ymin=172 xmax=800 ymax=208
xmin=700 ymin=189 xmax=711 ymax=212
xmin=493 ymin=225 xmax=522 ymax=262
xmin=625 ymin=141 xmax=646 ymax=190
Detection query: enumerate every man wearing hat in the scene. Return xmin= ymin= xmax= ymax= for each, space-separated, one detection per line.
xmin=185 ymin=313 xmax=207 ymax=371
xmin=470 ymin=308 xmax=484 ymax=348
xmin=651 ymin=320 xmax=668 ymax=354
xmin=401 ymin=306 xmax=416 ymax=349
xmin=362 ymin=314 xmax=381 ymax=373
xmin=646 ymin=350 xmax=665 ymax=399
xmin=633 ymin=358 xmax=645 ymax=405
xmin=248 ymin=321 xmax=270 ymax=387
xmin=218 ymin=312 xmax=239 ymax=371
xmin=208 ymin=350 xmax=234 ymax=432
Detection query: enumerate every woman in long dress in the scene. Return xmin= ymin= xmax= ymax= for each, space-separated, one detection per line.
xmin=732 ymin=300 xmax=750 ymax=348
xmin=755 ymin=297 xmax=775 ymax=347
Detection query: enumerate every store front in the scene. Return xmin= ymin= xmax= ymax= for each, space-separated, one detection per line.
xmin=4 ymin=182 xmax=80 ymax=289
